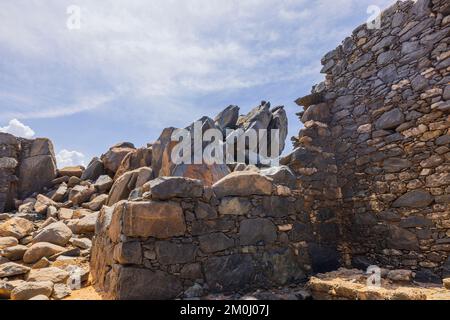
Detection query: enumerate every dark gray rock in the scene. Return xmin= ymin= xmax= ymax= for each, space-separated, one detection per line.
xmin=308 ymin=244 xmax=340 ymax=273
xmin=262 ymin=248 xmax=307 ymax=286
xmin=375 ymin=108 xmax=405 ymax=130
xmin=393 ymin=190 xmax=434 ymax=208
xmin=383 ymin=158 xmax=412 ymax=173
xmin=399 ymin=216 xmax=433 ymax=228
xmin=214 ymin=105 xmax=240 ymax=130
xmin=204 ymin=254 xmax=256 ymax=293
xmin=260 ymin=166 xmax=296 ymax=188
xmin=239 ymin=218 xmax=277 ymax=245
xmin=149 ymin=177 xmax=204 ymax=200
xmin=387 ymin=226 xmax=419 ymax=251
xmin=116 ymin=267 xmax=182 ymax=300
xmin=199 ymin=233 xmax=234 ymax=253
xmin=155 ymin=241 xmax=197 ymax=265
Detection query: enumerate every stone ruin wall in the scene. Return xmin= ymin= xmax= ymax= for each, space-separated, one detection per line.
xmin=0 ymin=133 xmax=57 ymax=212
xmin=291 ymin=0 xmax=450 ymax=282
xmin=90 ymin=175 xmax=316 ymax=299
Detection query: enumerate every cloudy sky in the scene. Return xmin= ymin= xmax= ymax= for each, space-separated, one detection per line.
xmin=0 ymin=0 xmax=396 ymax=167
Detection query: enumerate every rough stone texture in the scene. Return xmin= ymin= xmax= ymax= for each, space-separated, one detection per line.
xmin=23 ymin=242 xmax=66 ymax=264
xmin=101 ymin=143 xmax=136 ymax=175
xmin=148 ymin=177 xmax=203 ymax=200
xmin=288 ymin=0 xmax=450 ymax=280
xmin=10 ymin=281 xmax=53 ymax=300
xmin=212 ymin=171 xmax=273 ymax=198
xmin=0 ymin=217 xmax=34 ymax=239
xmin=32 ymin=221 xmax=73 ymax=246
xmin=91 ymin=186 xmax=312 ymax=299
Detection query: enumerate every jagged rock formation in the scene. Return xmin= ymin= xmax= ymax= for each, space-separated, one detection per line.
xmin=0 ymin=133 xmax=57 ymax=213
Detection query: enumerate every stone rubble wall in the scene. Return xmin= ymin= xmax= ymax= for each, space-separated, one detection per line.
xmin=90 ymin=176 xmax=316 ymax=300
xmin=293 ymin=0 xmax=450 ymax=282
xmin=0 ymin=133 xmax=57 ymax=212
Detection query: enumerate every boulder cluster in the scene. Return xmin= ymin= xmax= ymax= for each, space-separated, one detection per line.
xmin=0 ymin=103 xmax=288 ymax=300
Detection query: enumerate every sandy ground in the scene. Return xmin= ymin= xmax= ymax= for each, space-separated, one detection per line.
xmin=64 ymin=285 xmax=106 ymax=300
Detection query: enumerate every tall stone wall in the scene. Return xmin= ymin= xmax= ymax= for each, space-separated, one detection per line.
xmin=0 ymin=133 xmax=57 ymax=212
xmin=294 ymin=0 xmax=450 ymax=281
xmin=91 ymin=174 xmax=317 ymax=299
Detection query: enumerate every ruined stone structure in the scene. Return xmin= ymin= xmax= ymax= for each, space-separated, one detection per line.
xmin=0 ymin=133 xmax=57 ymax=212
xmin=1 ymin=0 xmax=449 ymax=301
xmin=290 ymin=0 xmax=450 ymax=282
xmin=90 ymin=173 xmax=318 ymax=299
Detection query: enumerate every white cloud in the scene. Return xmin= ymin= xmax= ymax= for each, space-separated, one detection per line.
xmin=0 ymin=0 xmax=397 ymax=122
xmin=56 ymin=149 xmax=86 ymax=168
xmin=0 ymin=119 xmax=35 ymax=138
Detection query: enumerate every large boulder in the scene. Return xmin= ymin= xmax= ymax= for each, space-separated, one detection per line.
xmin=17 ymin=138 xmax=57 ymax=197
xmin=392 ymin=190 xmax=434 ymax=208
xmin=23 ymin=242 xmax=66 ymax=264
xmin=10 ymin=281 xmax=53 ymax=300
xmin=58 ymin=166 xmax=84 ymax=178
xmin=80 ymin=157 xmax=104 ymax=181
xmin=148 ymin=177 xmax=203 ymax=200
xmin=122 ymin=201 xmax=186 ymax=239
xmin=32 ymin=222 xmax=73 ymax=246
xmin=114 ymin=147 xmax=153 ymax=180
xmin=0 ymin=236 xmax=19 ymax=249
xmin=0 ymin=262 xmax=30 ymax=277
xmin=268 ymin=106 xmax=288 ymax=154
xmin=114 ymin=267 xmax=182 ymax=300
xmin=101 ymin=142 xmax=136 ymax=175
xmin=26 ymin=267 xmax=70 ymax=283
xmin=1 ymin=245 xmax=28 ymax=261
xmin=212 ymin=171 xmax=273 ymax=198
xmin=68 ymin=185 xmax=96 ymax=206
xmin=67 ymin=212 xmax=99 ymax=234
xmin=214 ymin=105 xmax=240 ymax=130
xmin=0 ymin=217 xmax=34 ymax=239
xmin=107 ymin=167 xmax=151 ymax=206
xmin=94 ymin=175 xmax=114 ymax=193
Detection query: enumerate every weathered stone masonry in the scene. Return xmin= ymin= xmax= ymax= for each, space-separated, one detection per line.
xmin=90 ymin=0 xmax=450 ymax=299
xmin=292 ymin=0 xmax=450 ymax=281
xmin=91 ymin=174 xmax=314 ymax=299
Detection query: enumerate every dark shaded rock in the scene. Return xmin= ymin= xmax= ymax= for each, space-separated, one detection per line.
xmin=116 ymin=267 xmax=182 ymax=300
xmin=80 ymin=157 xmax=104 ymax=181
xmin=199 ymin=232 xmax=234 ymax=253
xmin=399 ymin=216 xmax=433 ymax=228
xmin=214 ymin=105 xmax=240 ymax=130
xmin=308 ymin=244 xmax=340 ymax=273
xmin=352 ymin=256 xmax=373 ymax=271
xmin=414 ymin=269 xmax=442 ymax=284
xmin=262 ymin=248 xmax=307 ymax=286
xmin=194 ymin=202 xmax=217 ymax=220
xmin=383 ymin=158 xmax=412 ymax=173
xmin=239 ymin=218 xmax=277 ymax=245
xmin=393 ymin=190 xmax=434 ymax=208
xmin=114 ymin=147 xmax=152 ymax=181
xmin=148 ymin=177 xmax=203 ymax=200
xmin=204 ymin=254 xmax=256 ymax=293
xmin=387 ymin=226 xmax=419 ymax=251
xmin=113 ymin=241 xmax=142 ymax=265
xmin=260 ymin=166 xmax=296 ymax=188
xmin=375 ymin=108 xmax=405 ymax=130
xmin=289 ymin=222 xmax=314 ymax=242
xmin=155 ymin=241 xmax=197 ymax=265
xmin=262 ymin=196 xmax=293 ymax=218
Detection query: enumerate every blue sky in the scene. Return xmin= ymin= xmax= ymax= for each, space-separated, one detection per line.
xmin=0 ymin=0 xmax=396 ymax=167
